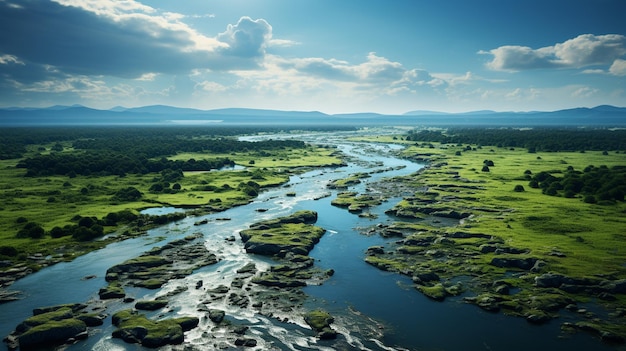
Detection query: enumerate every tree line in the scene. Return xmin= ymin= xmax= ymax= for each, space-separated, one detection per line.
xmin=405 ymin=128 xmax=626 ymax=152
xmin=0 ymin=125 xmax=355 ymax=160
xmin=14 ymin=129 xmax=307 ymax=177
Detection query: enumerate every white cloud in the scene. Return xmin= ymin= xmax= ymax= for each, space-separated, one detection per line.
xmin=609 ymin=59 xmax=626 ymax=76
xmin=482 ymin=34 xmax=626 ymax=71
xmin=0 ymin=54 xmax=24 ymax=65
xmin=217 ymin=16 xmax=272 ymax=58
xmin=195 ymin=81 xmax=228 ymax=93
xmin=571 ymin=86 xmax=599 ymax=98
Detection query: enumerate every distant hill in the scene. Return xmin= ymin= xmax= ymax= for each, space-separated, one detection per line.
xmin=0 ymin=105 xmax=624 ymax=126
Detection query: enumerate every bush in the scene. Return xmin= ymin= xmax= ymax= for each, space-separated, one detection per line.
xmin=0 ymin=246 xmax=18 ymax=257
xmin=583 ymin=195 xmax=597 ymax=204
xmin=16 ymin=222 xmax=45 ymax=239
xmin=481 ymin=165 xmax=490 ymax=172
xmin=513 ymin=185 xmax=525 ymax=192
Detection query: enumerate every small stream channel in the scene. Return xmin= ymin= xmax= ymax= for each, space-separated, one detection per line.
xmin=0 ymin=131 xmax=618 ymax=351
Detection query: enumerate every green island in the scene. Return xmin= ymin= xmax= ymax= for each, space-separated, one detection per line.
xmin=0 ymin=127 xmax=345 ymax=290
xmin=354 ymin=128 xmax=626 ymax=341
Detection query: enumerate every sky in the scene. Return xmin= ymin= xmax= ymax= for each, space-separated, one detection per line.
xmin=0 ymin=0 xmax=625 ymax=114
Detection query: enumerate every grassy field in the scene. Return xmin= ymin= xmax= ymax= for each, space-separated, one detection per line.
xmin=399 ymin=142 xmax=626 ymax=277
xmin=0 ymin=143 xmax=343 ymax=270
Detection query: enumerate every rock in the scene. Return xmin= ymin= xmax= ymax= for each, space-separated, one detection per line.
xmin=76 ymin=313 xmax=106 ymax=327
xmin=98 ymin=283 xmax=125 ymax=299
xmin=494 ymin=284 xmax=510 ymax=295
xmin=18 ymin=319 xmax=87 ymax=350
xmin=234 ymin=338 xmax=258 ymax=347
xmin=304 ymin=310 xmax=338 ymax=339
xmin=416 ymin=283 xmax=448 ymax=301
xmin=135 ymin=299 xmax=168 ymax=311
xmin=534 ymin=273 xmax=567 ymax=288
xmin=365 ymin=246 xmax=385 ymax=255
xmin=490 ymin=257 xmax=537 ymax=270
xmin=233 ymin=326 xmax=249 ymax=335
xmin=318 ymin=328 xmax=338 ymax=340
xmin=208 ymin=309 xmax=226 ymax=323
xmin=207 ymin=285 xmax=230 ymax=295
xmin=530 ymin=260 xmax=547 ymax=272
xmin=526 ymin=311 xmax=550 ymax=324
xmin=412 ymin=271 xmax=440 ymax=284
xmin=111 ymin=309 xmax=197 ymax=348
xmin=237 ymin=262 xmax=257 ymax=274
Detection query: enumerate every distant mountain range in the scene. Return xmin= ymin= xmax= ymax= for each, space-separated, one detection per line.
xmin=0 ymin=104 xmax=625 ymax=126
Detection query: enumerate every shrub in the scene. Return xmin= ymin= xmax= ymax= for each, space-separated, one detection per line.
xmin=583 ymin=195 xmax=597 ymax=204
xmin=16 ymin=222 xmax=45 ymax=239
xmin=513 ymin=185 xmax=525 ymax=192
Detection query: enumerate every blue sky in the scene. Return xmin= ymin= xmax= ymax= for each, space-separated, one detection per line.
xmin=0 ymin=0 xmax=625 ymax=114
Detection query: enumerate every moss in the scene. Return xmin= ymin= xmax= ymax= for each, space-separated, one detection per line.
xmin=135 ymin=278 xmax=166 ymax=289
xmin=21 ymin=307 xmax=74 ymax=327
xmin=240 ymin=211 xmax=325 ymax=257
xmin=99 ymin=282 xmax=126 ymax=299
xmin=112 ymin=309 xmax=199 ymax=348
xmin=416 ymin=283 xmax=448 ymax=301
xmin=20 ymin=318 xmax=87 ymax=341
xmin=304 ymin=310 xmax=334 ymax=332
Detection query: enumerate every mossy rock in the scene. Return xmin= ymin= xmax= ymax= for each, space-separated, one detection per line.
xmin=135 ymin=278 xmax=166 ymax=289
xmin=18 ymin=318 xmax=87 ymax=350
xmin=112 ymin=309 xmax=199 ymax=348
xmin=99 ymin=282 xmax=126 ymax=299
xmin=416 ymin=283 xmax=448 ymax=301
xmin=17 ymin=307 xmax=74 ymax=332
xmin=304 ymin=310 xmax=334 ymax=332
xmin=135 ymin=299 xmax=168 ymax=311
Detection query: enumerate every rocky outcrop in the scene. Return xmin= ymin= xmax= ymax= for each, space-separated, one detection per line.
xmin=239 ymin=211 xmax=325 ymax=257
xmin=490 ymin=257 xmax=538 ymax=270
xmin=304 ymin=310 xmax=338 ymax=339
xmin=6 ymin=304 xmax=105 ymax=351
xmin=112 ymin=309 xmax=198 ymax=348
xmin=104 ymin=237 xmax=218 ymax=291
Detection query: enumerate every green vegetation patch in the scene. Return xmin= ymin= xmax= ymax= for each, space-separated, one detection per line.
xmin=239 ymin=211 xmax=324 ymax=256
xmin=112 ymin=309 xmax=199 ymax=348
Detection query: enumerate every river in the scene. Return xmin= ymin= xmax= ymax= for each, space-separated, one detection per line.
xmin=0 ymin=130 xmax=617 ymax=351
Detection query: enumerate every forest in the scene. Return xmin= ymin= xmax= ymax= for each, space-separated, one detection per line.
xmin=405 ymin=128 xmax=626 ymax=152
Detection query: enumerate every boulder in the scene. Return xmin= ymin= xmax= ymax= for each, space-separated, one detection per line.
xmin=18 ymin=319 xmax=87 ymax=350
xmin=490 ymin=257 xmax=537 ymax=270
xmin=208 ymin=309 xmax=226 ymax=323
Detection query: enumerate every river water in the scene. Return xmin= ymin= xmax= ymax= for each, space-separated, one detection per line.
xmin=0 ymin=131 xmax=618 ymax=351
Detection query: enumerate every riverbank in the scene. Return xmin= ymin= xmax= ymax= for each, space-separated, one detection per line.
xmin=360 ymin=139 xmax=626 ymax=343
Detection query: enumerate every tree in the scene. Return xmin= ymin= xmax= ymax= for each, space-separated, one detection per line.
xmin=17 ymin=222 xmax=45 ymax=239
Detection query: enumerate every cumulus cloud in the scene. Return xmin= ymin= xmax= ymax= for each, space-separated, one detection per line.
xmin=0 ymin=0 xmax=278 ymax=82
xmin=217 ymin=17 xmax=271 ymax=58
xmin=283 ymin=52 xmax=442 ymax=91
xmin=609 ymin=59 xmax=626 ymax=76
xmin=482 ymin=34 xmax=626 ymax=72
